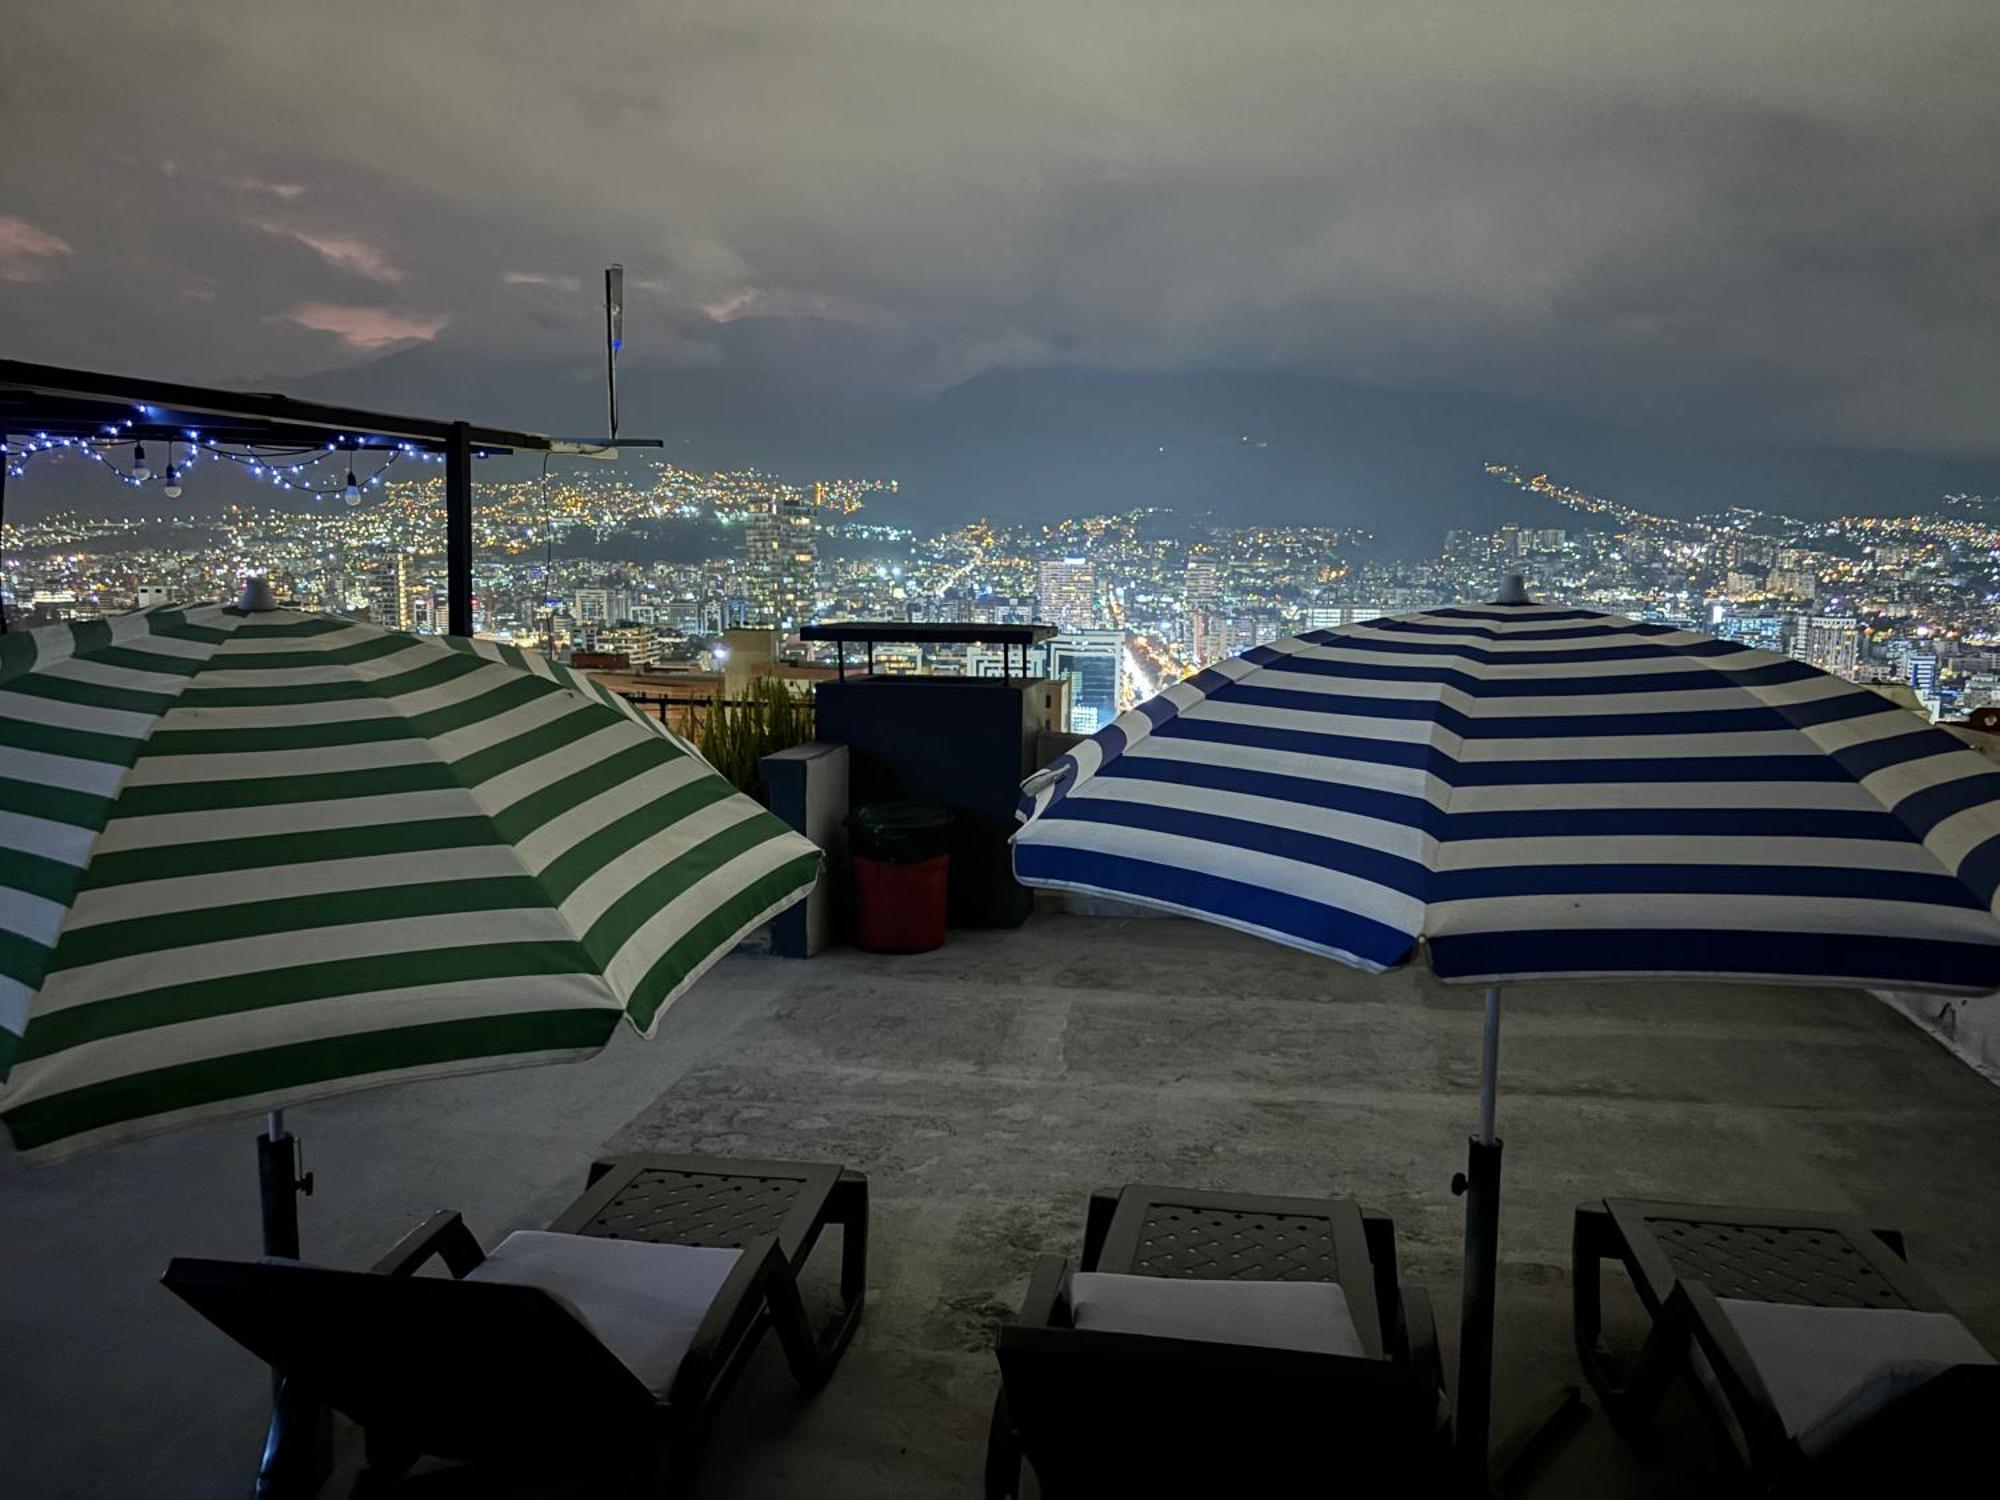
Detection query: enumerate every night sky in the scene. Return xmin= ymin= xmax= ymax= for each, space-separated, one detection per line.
xmin=4 ymin=2 xmax=1997 ymax=465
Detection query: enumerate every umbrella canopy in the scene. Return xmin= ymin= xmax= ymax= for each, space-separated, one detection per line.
xmin=1015 ymin=597 xmax=2000 ymax=1465
xmin=0 ymin=603 xmax=822 ymax=1156
xmin=1015 ymin=603 xmax=2000 ymax=993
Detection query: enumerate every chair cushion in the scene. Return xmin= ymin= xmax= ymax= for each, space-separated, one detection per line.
xmin=465 ymin=1230 xmax=742 ymax=1395
xmin=1715 ymin=1298 xmax=1996 ymax=1458
xmin=1068 ymin=1271 xmax=1366 ymax=1358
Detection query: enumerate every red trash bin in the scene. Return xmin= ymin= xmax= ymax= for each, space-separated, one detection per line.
xmin=852 ymin=852 xmax=950 ymax=953
xmin=848 ymin=803 xmax=953 ymax=954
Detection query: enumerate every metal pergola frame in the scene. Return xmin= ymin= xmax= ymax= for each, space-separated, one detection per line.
xmin=0 ymin=359 xmax=657 ymax=635
xmin=800 ymin=620 xmax=1058 ymax=680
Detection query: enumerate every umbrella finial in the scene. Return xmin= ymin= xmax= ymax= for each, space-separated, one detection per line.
xmin=1494 ymin=572 xmax=1531 ymax=605
xmin=236 ymin=574 xmax=280 ymax=613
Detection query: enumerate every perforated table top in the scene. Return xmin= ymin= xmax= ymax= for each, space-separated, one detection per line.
xmin=1644 ymin=1215 xmax=1912 ymax=1309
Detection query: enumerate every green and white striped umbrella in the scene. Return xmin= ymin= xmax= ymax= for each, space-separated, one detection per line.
xmin=0 ymin=602 xmax=822 ymax=1156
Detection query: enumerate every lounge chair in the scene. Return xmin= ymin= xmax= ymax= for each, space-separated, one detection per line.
xmin=164 ymin=1152 xmax=867 ymax=1495
xmin=986 ymin=1184 xmax=1448 ymax=1496
xmin=1574 ymin=1197 xmax=1997 ymax=1494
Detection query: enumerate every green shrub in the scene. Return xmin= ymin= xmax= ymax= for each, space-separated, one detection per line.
xmin=697 ymin=676 xmax=814 ymax=802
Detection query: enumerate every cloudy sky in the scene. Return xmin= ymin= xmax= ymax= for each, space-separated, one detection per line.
xmin=4 ymin=1 xmax=1996 ymax=454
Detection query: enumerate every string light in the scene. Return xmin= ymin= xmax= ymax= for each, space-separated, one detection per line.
xmin=0 ymin=431 xmax=429 ymax=499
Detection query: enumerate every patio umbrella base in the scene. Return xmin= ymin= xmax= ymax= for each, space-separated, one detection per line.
xmin=255 ymin=1115 xmax=325 ymax=1498
xmin=256 ymin=1117 xmax=311 ymax=1260
xmin=257 ymin=1380 xmax=325 ymax=1500
xmin=1489 ymin=1386 xmax=1592 ymax=1496
xmin=1451 ymin=1124 xmax=1593 ymax=1495
xmin=1453 ymin=1133 xmax=1504 ymax=1463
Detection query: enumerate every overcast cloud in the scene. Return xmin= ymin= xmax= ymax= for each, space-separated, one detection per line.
xmin=2 ymin=1 xmax=1995 ymax=452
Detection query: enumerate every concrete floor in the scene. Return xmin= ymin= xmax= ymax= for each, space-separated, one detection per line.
xmin=5 ymin=912 xmax=1999 ymax=1497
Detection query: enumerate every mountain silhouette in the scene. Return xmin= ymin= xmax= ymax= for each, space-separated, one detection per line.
xmin=22 ymin=332 xmax=2000 ymax=542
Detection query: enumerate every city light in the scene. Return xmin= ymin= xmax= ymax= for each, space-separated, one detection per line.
xmin=3 ymin=449 xmax=1996 ymax=724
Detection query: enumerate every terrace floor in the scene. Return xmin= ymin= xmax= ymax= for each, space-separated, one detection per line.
xmin=5 ymin=911 xmax=1999 ymax=1497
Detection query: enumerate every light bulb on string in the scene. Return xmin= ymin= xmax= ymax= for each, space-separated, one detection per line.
xmin=131 ymin=443 xmax=151 ymax=482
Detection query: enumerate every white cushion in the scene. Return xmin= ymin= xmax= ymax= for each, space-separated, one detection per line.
xmin=1715 ymin=1298 xmax=1995 ymax=1457
xmin=465 ymin=1230 xmax=742 ymax=1395
xmin=1068 ymin=1271 xmax=1367 ymax=1358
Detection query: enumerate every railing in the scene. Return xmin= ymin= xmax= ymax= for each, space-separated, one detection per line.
xmin=619 ymin=691 xmax=817 ymax=736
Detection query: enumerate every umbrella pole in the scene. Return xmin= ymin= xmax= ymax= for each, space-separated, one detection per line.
xmin=1454 ymin=985 xmax=1505 ymax=1467
xmin=254 ymin=1112 xmax=318 ymax=1499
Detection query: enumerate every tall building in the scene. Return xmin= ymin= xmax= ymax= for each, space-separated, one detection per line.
xmin=572 ymin=586 xmax=632 ymax=627
xmin=1728 ymin=536 xmax=1778 ymax=571
xmin=1190 ymin=610 xmax=1230 ymax=668
xmin=1037 ymin=557 xmax=1097 ymax=632
xmin=1184 ymin=560 xmax=1219 ymax=615
xmin=1520 ymin=528 xmax=1567 ymax=554
xmin=368 ymin=551 xmax=413 ymax=632
xmin=745 ymin=493 xmax=816 ymax=630
xmin=1227 ymin=611 xmax=1283 ymax=656
xmin=1792 ymin=615 xmax=1860 ymax=679
xmin=1766 ymin=566 xmax=1819 ymax=599
xmin=593 ymin=625 xmax=656 ymax=667
xmin=1048 ymin=630 xmax=1125 ymax=734
xmin=1714 ymin=613 xmax=1787 ymax=653
xmin=965 ymin=642 xmax=1043 ymax=679
xmin=1907 ymin=651 xmax=1940 ymax=697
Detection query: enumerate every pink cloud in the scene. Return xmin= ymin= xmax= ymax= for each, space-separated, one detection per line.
xmin=503 ymin=270 xmax=582 ymax=291
xmin=0 ymin=216 xmax=73 ymax=283
xmin=700 ymin=284 xmax=886 ymax=326
xmin=702 ymin=287 xmax=759 ymax=322
xmin=257 ymin=222 xmax=403 ymax=283
xmin=282 ymin=303 xmax=448 ymax=350
xmin=229 ymin=174 xmax=307 ymax=199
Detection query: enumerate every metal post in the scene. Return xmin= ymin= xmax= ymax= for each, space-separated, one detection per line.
xmin=604 ymin=264 xmax=623 ymax=442
xmin=1454 ymin=985 xmax=1505 ymax=1467
xmin=1477 ymin=984 xmax=1502 ymax=1145
xmin=445 ymin=422 xmax=473 ymax=637
xmin=254 ymin=1111 xmax=319 ymax=1497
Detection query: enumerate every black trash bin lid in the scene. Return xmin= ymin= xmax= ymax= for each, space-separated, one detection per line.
xmin=849 ymin=802 xmax=953 ymax=833
xmin=848 ymin=801 xmax=954 ymax=862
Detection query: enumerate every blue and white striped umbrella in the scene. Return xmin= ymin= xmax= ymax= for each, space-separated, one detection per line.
xmin=1015 ymin=602 xmax=2000 ymax=994
xmin=1015 ymin=596 xmax=2000 ymax=1462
